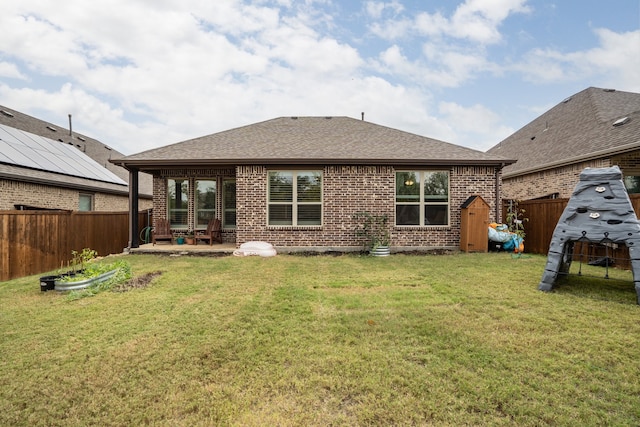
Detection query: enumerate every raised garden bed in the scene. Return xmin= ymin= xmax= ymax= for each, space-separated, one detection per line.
xmin=54 ymin=268 xmax=120 ymax=291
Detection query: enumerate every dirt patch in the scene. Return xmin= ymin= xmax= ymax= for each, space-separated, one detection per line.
xmin=113 ymin=271 xmax=163 ymax=292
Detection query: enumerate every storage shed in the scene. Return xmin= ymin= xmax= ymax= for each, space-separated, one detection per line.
xmin=460 ymin=195 xmax=490 ymax=253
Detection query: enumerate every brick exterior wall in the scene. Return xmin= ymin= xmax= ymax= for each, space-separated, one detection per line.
xmin=0 ymin=178 xmax=150 ymax=211
xmin=612 ymin=151 xmax=640 ymax=174
xmin=94 ymin=193 xmax=152 ymax=211
xmin=152 ymin=164 xmax=500 ymax=249
xmin=503 ymin=152 xmax=640 ymax=200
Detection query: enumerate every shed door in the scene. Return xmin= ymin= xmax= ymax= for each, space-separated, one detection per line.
xmin=461 ymin=203 xmax=489 ymax=252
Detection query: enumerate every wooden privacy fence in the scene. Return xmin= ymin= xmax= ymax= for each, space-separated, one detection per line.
xmin=0 ymin=210 xmax=150 ymax=282
xmin=504 ymin=195 xmax=640 ymax=265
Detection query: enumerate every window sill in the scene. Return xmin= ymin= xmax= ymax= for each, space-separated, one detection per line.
xmin=267 ymin=226 xmax=323 ymax=231
xmin=395 ymin=225 xmax=451 ymax=230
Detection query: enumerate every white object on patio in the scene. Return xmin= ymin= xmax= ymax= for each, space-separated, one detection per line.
xmin=233 ymin=241 xmax=277 ymax=257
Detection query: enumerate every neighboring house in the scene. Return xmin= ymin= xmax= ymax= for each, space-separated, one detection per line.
xmin=0 ymin=105 xmax=153 ymax=211
xmin=486 ymin=87 xmax=640 ymax=200
xmin=112 ymin=116 xmax=515 ymax=250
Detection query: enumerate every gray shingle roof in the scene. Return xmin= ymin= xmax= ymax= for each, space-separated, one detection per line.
xmin=486 ymin=87 xmax=640 ymax=178
xmin=0 ymin=105 xmax=152 ymax=196
xmin=113 ymin=116 xmax=514 ymax=168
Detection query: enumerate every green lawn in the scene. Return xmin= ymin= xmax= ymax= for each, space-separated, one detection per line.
xmin=1 ymin=252 xmax=639 ymax=426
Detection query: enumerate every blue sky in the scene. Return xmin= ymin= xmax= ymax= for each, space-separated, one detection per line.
xmin=0 ymin=0 xmax=638 ymax=155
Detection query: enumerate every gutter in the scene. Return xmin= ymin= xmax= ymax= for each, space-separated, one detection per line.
xmin=502 ymin=140 xmax=640 ymax=179
xmin=110 ymin=157 xmax=518 ymax=169
xmin=0 ymin=171 xmax=152 ymax=198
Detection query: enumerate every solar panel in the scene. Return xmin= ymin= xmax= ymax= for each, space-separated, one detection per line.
xmin=0 ymin=123 xmax=127 ymax=185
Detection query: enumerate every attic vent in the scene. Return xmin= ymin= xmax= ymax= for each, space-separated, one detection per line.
xmin=562 ymin=97 xmax=572 ymax=103
xmin=77 ymin=136 xmax=86 ymax=141
xmin=0 ymin=110 xmax=14 ymax=117
xmin=325 ymin=116 xmax=332 ymax=119
xmin=603 ymin=88 xmax=616 ymax=92
xmin=46 ymin=125 xmax=57 ymax=132
xmin=613 ymin=117 xmax=630 ymax=127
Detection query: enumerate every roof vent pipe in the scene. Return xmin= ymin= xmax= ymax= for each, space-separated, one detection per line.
xmin=361 ymin=112 xmax=364 ymax=121
xmin=68 ymin=114 xmax=73 ymax=137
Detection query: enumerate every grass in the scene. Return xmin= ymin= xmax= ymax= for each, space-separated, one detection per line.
xmin=1 ymin=252 xmax=639 ymax=426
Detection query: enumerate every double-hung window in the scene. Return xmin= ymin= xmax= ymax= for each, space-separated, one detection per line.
xmin=195 ymin=179 xmax=216 ymax=228
xmin=396 ymin=171 xmax=449 ymax=226
xmin=268 ymin=171 xmax=322 ymax=226
xmin=168 ymin=178 xmax=189 ymax=228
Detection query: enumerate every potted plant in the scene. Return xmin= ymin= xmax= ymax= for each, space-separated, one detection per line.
xmin=185 ymin=231 xmax=195 ymax=245
xmin=353 ymin=211 xmax=391 ymax=256
xmin=506 ymin=200 xmax=528 ymax=253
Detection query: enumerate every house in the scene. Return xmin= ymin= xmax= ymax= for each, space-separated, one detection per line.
xmin=111 ymin=116 xmax=515 ymax=250
xmin=0 ymin=105 xmax=153 ymax=211
xmin=486 ymin=87 xmax=640 ymax=200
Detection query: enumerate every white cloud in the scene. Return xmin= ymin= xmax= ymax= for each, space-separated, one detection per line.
xmin=438 ymin=101 xmax=514 ymax=151
xmin=370 ymin=0 xmax=530 ymax=43
xmin=366 ymin=0 xmax=528 ymax=89
xmin=582 ymin=28 xmax=640 ymax=92
xmin=0 ymin=82 xmax=181 ymax=153
xmin=449 ymin=0 xmax=531 ymax=43
xmin=414 ymin=12 xmax=449 ymax=38
xmin=515 ymin=28 xmax=640 ymax=92
xmin=373 ymin=44 xmax=492 ymax=88
xmin=365 ymin=1 xmax=404 ymax=19
xmin=0 ymin=62 xmax=26 ymax=79
xmin=0 ymin=14 xmax=88 ymax=76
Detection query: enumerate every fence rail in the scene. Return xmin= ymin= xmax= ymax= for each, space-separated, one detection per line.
xmin=0 ymin=210 xmax=150 ymax=282
xmin=503 ymin=195 xmax=640 ymax=266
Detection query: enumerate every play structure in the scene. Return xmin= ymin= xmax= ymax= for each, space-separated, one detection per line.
xmin=538 ymin=166 xmax=640 ymax=304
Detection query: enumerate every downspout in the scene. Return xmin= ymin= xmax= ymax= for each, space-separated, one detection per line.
xmin=495 ymin=163 xmax=504 ymax=222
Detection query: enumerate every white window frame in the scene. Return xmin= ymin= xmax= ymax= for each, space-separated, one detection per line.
xmin=395 ymin=170 xmax=450 ymax=226
xmin=268 ymin=170 xmax=323 ymax=226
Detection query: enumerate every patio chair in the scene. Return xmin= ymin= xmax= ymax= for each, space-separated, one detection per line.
xmin=195 ymin=218 xmax=222 ymax=245
xmin=152 ymin=218 xmax=173 ymax=245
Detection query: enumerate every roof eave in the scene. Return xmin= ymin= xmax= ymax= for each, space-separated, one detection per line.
xmin=111 ymin=157 xmax=516 ymax=169
xmin=0 ymin=171 xmax=152 ymax=198
xmin=502 ymin=140 xmax=640 ymax=179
